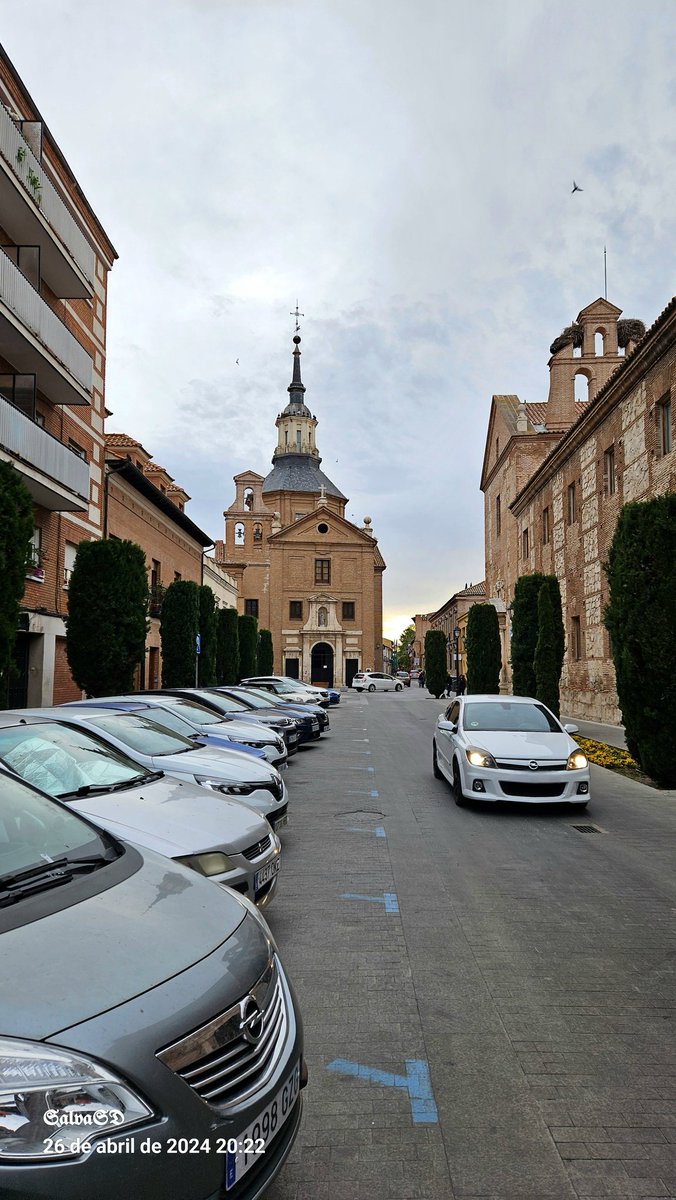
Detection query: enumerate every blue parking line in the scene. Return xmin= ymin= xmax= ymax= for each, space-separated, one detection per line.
xmin=345 ymin=825 xmax=387 ymax=838
xmin=375 ymin=826 xmax=386 ymax=838
xmin=341 ymin=891 xmax=399 ymax=913
xmin=326 ymin=1058 xmax=438 ymax=1124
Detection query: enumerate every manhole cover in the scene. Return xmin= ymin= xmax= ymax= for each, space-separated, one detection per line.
xmin=571 ymin=824 xmax=601 ymax=833
xmin=337 ymin=810 xmax=384 ymax=820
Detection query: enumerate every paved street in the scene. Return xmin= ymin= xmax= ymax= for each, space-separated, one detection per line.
xmin=265 ymin=688 xmax=676 ymax=1200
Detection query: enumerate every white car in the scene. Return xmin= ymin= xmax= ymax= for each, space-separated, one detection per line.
xmin=241 ymin=676 xmax=331 ymax=707
xmin=351 ymin=671 xmax=403 ymax=693
xmin=433 ymin=694 xmax=591 ymax=808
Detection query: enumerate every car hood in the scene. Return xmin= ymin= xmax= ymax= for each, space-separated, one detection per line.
xmin=152 ymin=745 xmax=278 ymax=785
xmin=67 ymin=775 xmax=271 ymax=855
xmin=0 ymin=848 xmax=253 ymax=1039
xmin=461 ymin=730 xmax=574 ymax=759
xmin=206 ymin=718 xmax=275 ymax=743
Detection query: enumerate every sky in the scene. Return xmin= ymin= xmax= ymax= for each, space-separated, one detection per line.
xmin=1 ymin=0 xmax=674 ymax=641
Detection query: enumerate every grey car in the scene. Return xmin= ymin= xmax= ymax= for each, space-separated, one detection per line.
xmin=0 ymin=765 xmax=305 ymax=1199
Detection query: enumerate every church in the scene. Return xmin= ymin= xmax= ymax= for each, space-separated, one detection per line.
xmin=215 ymin=329 xmax=386 ymax=687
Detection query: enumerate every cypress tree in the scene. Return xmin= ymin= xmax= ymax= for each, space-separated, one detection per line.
xmin=424 ymin=630 xmax=447 ymax=698
xmin=238 ymin=613 xmax=258 ymax=679
xmin=0 ymin=462 xmax=36 ymax=704
xmin=534 ymin=584 xmax=560 ymax=715
xmin=160 ymin=580 xmax=200 ymax=687
xmin=540 ymin=575 xmax=565 ymax=686
xmin=257 ymin=628 xmax=274 ymax=674
xmin=604 ymin=493 xmax=676 ymax=785
xmin=216 ymin=607 xmax=239 ymax=683
xmin=466 ymin=603 xmax=501 ymax=694
xmin=66 ymin=539 xmax=149 ymax=697
xmin=198 ymin=585 xmax=217 ymax=687
xmin=511 ymin=573 xmax=547 ymax=696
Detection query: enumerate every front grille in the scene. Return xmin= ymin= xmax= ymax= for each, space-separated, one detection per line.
xmin=242 ymin=834 xmax=272 ymax=861
xmin=494 ymin=760 xmax=567 ymax=771
xmin=500 ymin=781 xmax=565 ymax=798
xmin=158 ymin=958 xmax=288 ymax=1111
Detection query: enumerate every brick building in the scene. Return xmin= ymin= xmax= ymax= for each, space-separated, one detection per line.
xmin=0 ymin=48 xmax=116 ymax=705
xmin=215 ymin=331 xmax=385 ymax=687
xmin=481 ymin=295 xmax=674 ymax=721
xmin=428 ymin=581 xmax=487 ymax=678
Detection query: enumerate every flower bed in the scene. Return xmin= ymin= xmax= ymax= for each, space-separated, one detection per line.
xmin=573 ymin=736 xmax=658 ymax=787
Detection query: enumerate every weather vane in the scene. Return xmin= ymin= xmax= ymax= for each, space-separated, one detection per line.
xmin=290 ymin=301 xmax=304 ymax=334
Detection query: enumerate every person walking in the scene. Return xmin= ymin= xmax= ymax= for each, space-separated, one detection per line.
xmin=444 ymin=672 xmax=453 ymax=698
xmin=418 ymin=670 xmax=425 ymax=687
xmin=457 ymin=673 xmax=467 ymax=696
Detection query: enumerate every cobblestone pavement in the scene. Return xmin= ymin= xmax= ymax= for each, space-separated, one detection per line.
xmin=264 ymin=690 xmax=676 ymax=1200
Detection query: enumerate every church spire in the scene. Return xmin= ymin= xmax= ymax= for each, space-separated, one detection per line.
xmin=287 ymin=334 xmax=307 ymax=407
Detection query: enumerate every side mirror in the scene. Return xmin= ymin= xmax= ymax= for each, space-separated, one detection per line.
xmin=437 ymin=720 xmax=457 ymax=733
xmin=563 ymin=723 xmax=578 ymax=734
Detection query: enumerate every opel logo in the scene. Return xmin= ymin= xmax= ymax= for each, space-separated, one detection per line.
xmin=239 ymin=995 xmax=265 ymax=1044
xmin=528 ymin=761 xmax=539 ymax=771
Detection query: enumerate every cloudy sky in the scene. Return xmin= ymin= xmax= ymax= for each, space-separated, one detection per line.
xmin=2 ymin=0 xmax=674 ymax=638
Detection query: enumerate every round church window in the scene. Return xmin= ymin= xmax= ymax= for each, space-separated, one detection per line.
xmin=317 ymin=522 xmax=329 ymax=534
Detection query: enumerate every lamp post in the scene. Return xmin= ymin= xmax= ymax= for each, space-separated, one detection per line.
xmin=453 ymin=625 xmax=460 ymax=684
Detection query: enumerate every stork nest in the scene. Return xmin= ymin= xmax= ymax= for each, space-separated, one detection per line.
xmin=549 ymin=324 xmax=583 ymax=355
xmin=617 ymin=318 xmax=646 ymax=348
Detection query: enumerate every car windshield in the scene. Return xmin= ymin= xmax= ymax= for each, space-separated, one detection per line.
xmin=158 ymin=698 xmax=224 ymax=726
xmin=196 ymin=691 xmax=248 ymax=714
xmin=0 ymin=722 xmax=148 ymax=798
xmin=83 ymin=713 xmax=195 ymax=756
xmin=462 ymin=702 xmax=561 ymax=733
xmin=235 ymin=687 xmax=286 ymax=707
xmin=136 ymin=707 xmax=200 ymax=737
xmin=0 ymin=771 xmax=107 ymax=882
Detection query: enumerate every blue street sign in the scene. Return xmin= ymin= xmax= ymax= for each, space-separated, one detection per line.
xmin=196 ymin=634 xmax=201 ymax=655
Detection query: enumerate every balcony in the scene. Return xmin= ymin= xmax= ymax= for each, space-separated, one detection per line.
xmin=0 ymin=395 xmax=89 ymax=510
xmin=149 ymin=582 xmax=166 ymax=618
xmin=0 ymin=104 xmax=95 ymax=297
xmin=0 ymin=250 xmax=92 ymax=404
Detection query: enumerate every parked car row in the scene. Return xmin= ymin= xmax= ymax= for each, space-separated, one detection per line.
xmin=0 ymin=675 xmax=337 ymax=1198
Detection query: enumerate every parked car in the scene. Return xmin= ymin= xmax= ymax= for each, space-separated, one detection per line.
xmin=395 ymin=670 xmax=411 ymax=687
xmin=326 ymin=687 xmax=341 ymax=705
xmin=20 ymin=707 xmax=289 ymax=834
xmin=0 ymin=713 xmax=281 ymax=907
xmin=433 ymin=694 xmax=591 ymax=808
xmin=220 ymin=686 xmax=329 ymax=736
xmin=0 ymin=763 xmax=304 ymax=1198
xmin=351 ymin=671 xmax=404 ymax=693
xmin=149 ymin=688 xmax=301 ymax=754
xmin=241 ymin=677 xmax=331 ymax=709
xmin=62 ymin=695 xmax=287 ymax=766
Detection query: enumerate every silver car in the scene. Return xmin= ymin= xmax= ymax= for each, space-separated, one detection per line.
xmin=0 ymin=765 xmax=304 ymax=1198
xmin=0 ymin=714 xmax=281 ymax=907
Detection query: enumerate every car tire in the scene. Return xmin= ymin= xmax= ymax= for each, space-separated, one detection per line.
xmin=368 ymin=684 xmax=376 ymax=693
xmin=395 ymin=683 xmax=403 ymax=691
xmin=452 ymin=759 xmax=467 ymax=807
xmin=432 ymin=741 xmax=443 ymax=779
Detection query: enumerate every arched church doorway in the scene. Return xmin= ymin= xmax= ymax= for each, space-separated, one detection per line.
xmin=311 ymin=642 xmax=334 ymax=688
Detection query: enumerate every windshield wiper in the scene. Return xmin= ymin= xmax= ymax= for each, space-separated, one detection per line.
xmin=57 ymin=772 xmax=163 ymax=799
xmin=0 ymin=851 xmax=117 ymax=907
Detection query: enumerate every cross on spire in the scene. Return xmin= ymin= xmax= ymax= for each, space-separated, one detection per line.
xmin=290 ymin=301 xmax=304 ymax=333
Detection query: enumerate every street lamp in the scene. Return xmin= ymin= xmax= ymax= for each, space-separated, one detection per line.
xmin=453 ymin=625 xmax=461 ymax=682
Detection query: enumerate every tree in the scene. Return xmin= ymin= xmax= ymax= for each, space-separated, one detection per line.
xmin=511 ymin=573 xmax=547 ymax=696
xmin=257 ymin=628 xmax=274 ymax=674
xmin=424 ymin=630 xmax=447 ymax=698
xmin=534 ymin=584 xmax=560 ymax=715
xmin=66 ymin=539 xmax=148 ymax=697
xmin=540 ymin=575 xmax=565 ymax=693
xmin=216 ymin=607 xmax=239 ymax=683
xmin=396 ymin=624 xmax=415 ymax=670
xmin=198 ymin=585 xmax=217 ymax=687
xmin=0 ymin=462 xmax=35 ymax=704
xmin=603 ymin=493 xmax=676 ymax=785
xmin=238 ymin=613 xmax=258 ymax=679
xmin=466 ymin=603 xmax=501 ymax=694
xmin=160 ymin=580 xmax=200 ymax=687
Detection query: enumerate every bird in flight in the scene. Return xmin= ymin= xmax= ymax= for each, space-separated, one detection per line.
xmin=571 ymin=180 xmax=583 ymax=194
xmin=235 ymin=358 xmax=239 ymax=365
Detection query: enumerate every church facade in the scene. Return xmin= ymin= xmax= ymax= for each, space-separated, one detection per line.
xmin=215 ymin=332 xmax=385 ymax=687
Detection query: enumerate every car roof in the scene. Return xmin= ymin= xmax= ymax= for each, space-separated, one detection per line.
xmin=458 ymin=694 xmax=539 ymax=703
xmin=0 ymin=712 xmax=51 ymax=728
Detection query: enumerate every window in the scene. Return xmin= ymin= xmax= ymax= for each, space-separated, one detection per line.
xmin=658 ymin=393 xmax=672 ymax=456
xmin=63 ymin=541 xmax=77 ymax=588
xmin=521 ymin=527 xmax=529 ymax=559
xmin=289 ymin=601 xmax=303 ymax=620
xmin=603 ymin=445 xmax=616 ymax=495
xmin=174 ymin=571 xmax=182 ymax=582
xmin=245 ymin=599 xmax=259 ymax=618
xmin=567 ymin=482 xmax=577 ymax=525
xmin=342 ymin=601 xmax=355 ymax=620
xmin=495 ymin=494 xmax=501 ymax=537
xmin=68 ymin=437 xmax=87 ymax=461
xmin=542 ymin=506 xmax=550 ymax=545
xmin=0 ymin=372 xmax=36 ymax=419
xmin=495 ymin=437 xmax=499 ymax=459
xmin=296 ymin=430 xmax=301 ymax=450
xmin=151 ymin=559 xmax=161 ymax=587
xmin=571 ymin=616 xmax=582 ymax=661
xmin=315 ymin=558 xmax=331 ymax=584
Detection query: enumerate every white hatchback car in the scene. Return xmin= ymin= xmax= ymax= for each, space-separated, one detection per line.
xmin=433 ymin=694 xmax=591 ymax=808
xmin=351 ymin=671 xmax=404 ymax=693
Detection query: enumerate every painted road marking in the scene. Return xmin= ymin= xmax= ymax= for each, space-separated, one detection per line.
xmin=326 ymin=1058 xmax=438 ymax=1124
xmin=346 ymin=825 xmax=387 ymax=838
xmin=341 ymin=891 xmax=399 ymax=912
xmin=344 ymin=789 xmax=380 ymax=797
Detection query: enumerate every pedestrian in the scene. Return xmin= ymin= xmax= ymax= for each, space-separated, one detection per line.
xmin=444 ymin=672 xmax=453 ymax=698
xmin=457 ymin=673 xmax=467 ymax=696
xmin=419 ymin=670 xmax=425 ymax=687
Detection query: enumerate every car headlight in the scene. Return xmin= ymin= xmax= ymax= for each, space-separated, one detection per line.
xmin=175 ymin=851 xmax=234 ymax=875
xmin=465 ymin=747 xmax=497 ymax=769
xmin=567 ymin=750 xmax=588 ymax=770
xmin=194 ymin=775 xmax=253 ymax=796
xmin=0 ymin=1038 xmax=152 ymax=1160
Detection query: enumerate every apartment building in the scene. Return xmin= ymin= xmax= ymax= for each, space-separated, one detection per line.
xmin=0 ymin=46 xmax=116 ymax=705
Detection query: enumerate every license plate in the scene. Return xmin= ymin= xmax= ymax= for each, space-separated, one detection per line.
xmin=225 ymin=1060 xmax=301 ymax=1190
xmin=272 ymin=813 xmax=288 ymax=832
xmin=255 ymin=858 xmax=280 ymax=890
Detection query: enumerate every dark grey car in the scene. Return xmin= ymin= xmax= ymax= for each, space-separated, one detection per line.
xmin=0 ymin=766 xmax=305 ymax=1199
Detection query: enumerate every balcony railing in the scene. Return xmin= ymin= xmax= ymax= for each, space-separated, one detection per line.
xmin=0 ymin=251 xmax=93 ymax=395
xmin=0 ymin=396 xmax=90 ymax=503
xmin=149 ymin=583 xmax=166 ymax=617
xmin=0 ymin=104 xmax=96 ymax=290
